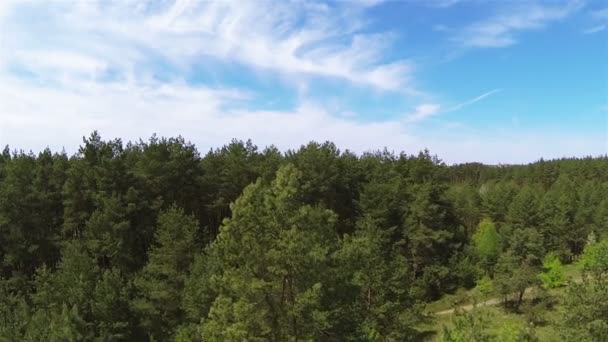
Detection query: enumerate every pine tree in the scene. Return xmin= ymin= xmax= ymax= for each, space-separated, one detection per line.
xmin=32 ymin=242 xmax=132 ymax=340
xmin=540 ymin=175 xmax=579 ymax=260
xmin=0 ymin=149 xmax=65 ymax=279
xmin=83 ymin=195 xmax=132 ymax=272
xmin=507 ymin=185 xmax=541 ymax=229
xmin=481 ymin=181 xmax=517 ymax=223
xmin=336 ymin=217 xmax=425 ymax=340
xmin=200 ymin=164 xmax=339 ymax=340
xmin=132 ymin=206 xmax=200 ymax=341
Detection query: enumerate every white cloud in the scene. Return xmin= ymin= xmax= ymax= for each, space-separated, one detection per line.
xmin=422 ymin=130 xmax=606 ymax=165
xmin=12 ymin=50 xmax=109 ymax=78
xmin=1 ymin=73 xmax=603 ymax=165
xmin=0 ymin=0 xmax=412 ymax=92
xmin=456 ymin=1 xmax=582 ymax=48
xmin=405 ymin=104 xmax=442 ymax=122
xmin=0 ymin=0 xmax=603 ymax=165
xmin=0 ymin=0 xmax=18 ymax=19
xmin=0 ymin=73 xmax=414 ymax=155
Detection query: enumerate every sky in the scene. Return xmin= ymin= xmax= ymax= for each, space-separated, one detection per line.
xmin=0 ymin=0 xmax=606 ymax=164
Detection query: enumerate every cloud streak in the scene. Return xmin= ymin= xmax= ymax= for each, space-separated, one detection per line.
xmin=447 ymin=88 xmax=502 ymax=112
xmin=584 ymin=8 xmax=608 ymax=34
xmin=405 ymin=89 xmax=501 ymax=123
xmin=456 ymin=1 xmax=582 ymax=48
xmin=583 ymin=25 xmax=606 ymax=34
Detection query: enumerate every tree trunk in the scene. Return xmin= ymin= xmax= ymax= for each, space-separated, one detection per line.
xmin=517 ymin=289 xmax=525 ymax=306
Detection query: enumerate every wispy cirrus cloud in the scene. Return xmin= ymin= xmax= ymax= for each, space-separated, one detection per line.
xmin=0 ymin=0 xmax=423 ymax=160
xmin=2 ymin=72 xmax=601 ymax=165
xmin=405 ymin=103 xmax=442 ymax=122
xmin=455 ymin=1 xmax=583 ymax=48
xmin=592 ymin=8 xmax=608 ymax=19
xmin=583 ymin=7 xmax=608 ymax=34
xmin=0 ymin=0 xmax=412 ymax=92
xmin=0 ymin=0 xmax=602 ymax=165
xmin=447 ymin=88 xmax=502 ymax=112
xmin=405 ymin=88 xmax=501 ymax=123
xmin=583 ymin=25 xmax=605 ymax=34
xmin=0 ymin=0 xmax=420 ymax=156
xmin=427 ymin=0 xmax=466 ymax=9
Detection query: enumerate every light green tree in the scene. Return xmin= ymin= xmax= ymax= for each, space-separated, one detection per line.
xmin=538 ymin=252 xmax=565 ymax=289
xmin=441 ymin=309 xmax=494 ymax=342
xmin=497 ymin=320 xmax=539 ymax=342
xmin=474 ymin=275 xmax=494 ymax=301
xmin=472 ymin=218 xmax=501 ymax=274
xmin=561 ymin=239 xmax=608 ymax=341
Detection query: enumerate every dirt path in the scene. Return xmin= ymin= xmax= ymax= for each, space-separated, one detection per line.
xmin=434 ymin=296 xmax=507 ymax=316
xmin=435 ymin=277 xmax=583 ymax=316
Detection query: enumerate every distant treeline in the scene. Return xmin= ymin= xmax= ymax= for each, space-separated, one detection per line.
xmin=0 ymin=131 xmax=607 ymax=340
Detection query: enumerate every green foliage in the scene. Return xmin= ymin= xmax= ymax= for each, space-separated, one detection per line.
xmin=505 ymin=227 xmax=545 ymax=267
xmin=446 ymin=183 xmax=481 ymax=237
xmin=441 ymin=309 xmax=538 ymax=342
xmin=497 ymin=320 xmax=539 ymax=342
xmin=31 ymin=242 xmax=132 ymax=340
xmin=472 ymin=218 xmax=501 ymax=274
xmin=0 ymin=149 xmax=65 ymax=279
xmin=540 ymin=175 xmax=581 ymax=260
xmin=520 ymin=287 xmax=556 ymax=326
xmin=359 ymin=151 xmax=461 ymax=299
xmin=493 ymin=251 xmax=539 ymax=308
xmin=336 ymin=218 xmax=426 ymax=340
xmin=286 ymin=142 xmax=363 ymax=235
xmin=1 ymin=133 xmax=607 ymax=339
xmin=480 ymin=181 xmax=517 ymax=223
xmin=132 ymin=206 xmax=199 ymax=341
xmin=83 ymin=195 xmax=132 ymax=271
xmin=561 ymin=240 xmax=608 ymax=341
xmin=0 ymin=280 xmax=31 ymax=340
xmin=181 ymin=252 xmax=219 ymax=325
xmin=441 ymin=310 xmax=494 ymax=342
xmin=195 ymin=165 xmax=429 ymax=340
xmin=24 ymin=304 xmax=89 ymax=342
xmin=474 ymin=275 xmax=494 ymax=300
xmin=507 ymin=185 xmax=541 ymax=229
xmin=538 ymin=252 xmax=565 ymax=289
xmin=578 ymin=239 xmax=608 ymax=280
xmin=173 ymin=324 xmax=201 ymax=342
xmin=199 ymin=165 xmax=339 ymax=340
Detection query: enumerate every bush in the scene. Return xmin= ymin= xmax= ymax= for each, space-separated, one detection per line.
xmin=539 ymin=252 xmax=565 ymax=289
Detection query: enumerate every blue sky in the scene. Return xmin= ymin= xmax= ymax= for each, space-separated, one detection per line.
xmin=0 ymin=0 xmax=606 ymax=164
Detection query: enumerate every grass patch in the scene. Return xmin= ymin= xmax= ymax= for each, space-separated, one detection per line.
xmin=421 ymin=264 xmax=581 ymax=341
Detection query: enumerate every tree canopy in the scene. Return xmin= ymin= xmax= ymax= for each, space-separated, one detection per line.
xmin=0 ymin=132 xmax=606 ymax=340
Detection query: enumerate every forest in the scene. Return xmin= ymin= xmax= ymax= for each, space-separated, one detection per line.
xmin=0 ymin=131 xmax=607 ymax=341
